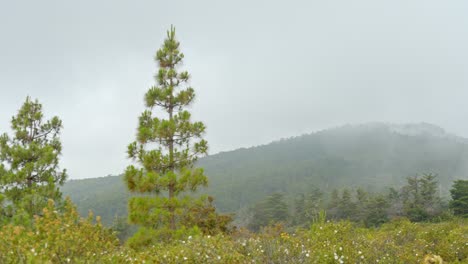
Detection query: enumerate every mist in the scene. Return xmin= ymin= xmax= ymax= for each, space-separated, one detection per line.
xmin=1 ymin=0 xmax=467 ymax=179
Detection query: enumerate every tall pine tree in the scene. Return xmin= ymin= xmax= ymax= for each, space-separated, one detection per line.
xmin=449 ymin=180 xmax=468 ymax=218
xmin=125 ymin=26 xmax=209 ymax=244
xmin=0 ymin=97 xmax=67 ymax=225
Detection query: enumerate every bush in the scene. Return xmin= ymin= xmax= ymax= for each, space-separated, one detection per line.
xmin=0 ymin=206 xmax=466 ymax=263
xmin=0 ymin=198 xmax=119 ymax=263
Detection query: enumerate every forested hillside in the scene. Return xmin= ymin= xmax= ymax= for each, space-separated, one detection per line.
xmin=62 ymin=122 xmax=468 ymax=225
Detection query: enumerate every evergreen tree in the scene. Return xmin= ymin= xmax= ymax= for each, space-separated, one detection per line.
xmin=420 ymin=173 xmax=441 ymax=215
xmin=401 ymin=173 xmax=442 ymax=221
xmin=401 ymin=175 xmax=427 ymax=221
xmin=293 ymin=193 xmax=307 ymax=226
xmin=327 ymin=189 xmax=340 ymax=219
xmin=387 ymin=187 xmax=403 ymax=218
xmin=267 ymin=193 xmax=289 ymax=222
xmin=355 ymin=188 xmax=369 ymax=222
xmin=249 ymin=193 xmax=288 ymax=231
xmin=124 ymin=26 xmax=211 ymax=243
xmin=292 ymin=189 xmax=324 ymax=227
xmin=449 ymin=180 xmax=468 ymax=218
xmin=0 ymin=97 xmax=67 ymax=225
xmin=337 ymin=189 xmax=357 ymax=220
xmin=364 ymin=194 xmax=390 ymax=227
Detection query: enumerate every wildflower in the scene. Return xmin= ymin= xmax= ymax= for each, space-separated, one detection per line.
xmin=217 ymin=256 xmax=221 ymax=260
xmin=306 ymin=253 xmax=310 ymax=257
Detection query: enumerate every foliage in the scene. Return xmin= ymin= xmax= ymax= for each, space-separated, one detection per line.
xmin=110 ymin=215 xmax=137 ymax=242
xmin=1 ymin=215 xmax=466 ymax=263
xmin=292 ymin=188 xmax=323 ymax=227
xmin=0 ymin=198 xmax=119 ymax=263
xmin=124 ymin=26 xmax=229 ymax=244
xmin=450 ymin=180 xmax=468 ymax=218
xmin=248 ymin=193 xmax=289 ymax=231
xmin=62 ymin=123 xmax=468 ymax=224
xmin=402 ymin=173 xmax=443 ymax=222
xmin=0 ymin=97 xmax=67 ymax=226
xmin=183 ymin=195 xmax=233 ymax=235
xmin=61 ymin=176 xmax=130 ymax=226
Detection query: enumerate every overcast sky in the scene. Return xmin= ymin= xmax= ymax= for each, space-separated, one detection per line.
xmin=1 ymin=0 xmax=467 ymax=179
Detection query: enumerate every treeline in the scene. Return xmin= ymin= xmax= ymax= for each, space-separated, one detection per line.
xmin=247 ymin=174 xmax=467 ymax=231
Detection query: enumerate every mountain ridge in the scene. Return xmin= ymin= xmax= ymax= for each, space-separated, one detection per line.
xmin=62 ymin=122 xmax=468 ymax=225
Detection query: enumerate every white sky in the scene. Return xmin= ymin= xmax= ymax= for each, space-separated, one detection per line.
xmin=1 ymin=0 xmax=467 ymax=179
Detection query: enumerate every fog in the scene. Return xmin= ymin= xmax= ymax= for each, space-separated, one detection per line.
xmin=1 ymin=0 xmax=467 ymax=179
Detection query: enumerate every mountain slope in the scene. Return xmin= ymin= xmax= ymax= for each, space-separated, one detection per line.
xmin=62 ymin=123 xmax=468 ymax=225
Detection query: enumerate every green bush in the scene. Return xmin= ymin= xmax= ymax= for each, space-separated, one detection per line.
xmin=0 ymin=207 xmax=466 ymax=263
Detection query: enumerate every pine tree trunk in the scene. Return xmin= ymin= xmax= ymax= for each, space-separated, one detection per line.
xmin=168 ymin=102 xmax=176 ymax=230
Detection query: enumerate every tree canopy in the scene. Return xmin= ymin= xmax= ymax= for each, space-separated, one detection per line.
xmin=0 ymin=97 xmax=67 ymax=225
xmin=124 ymin=26 xmax=224 ymax=245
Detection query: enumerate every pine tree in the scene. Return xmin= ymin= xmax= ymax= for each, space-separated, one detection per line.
xmin=364 ymin=194 xmax=390 ymax=227
xmin=420 ymin=173 xmax=441 ymax=215
xmin=327 ymin=189 xmax=340 ymax=219
xmin=124 ymin=26 xmax=210 ymax=243
xmin=401 ymin=173 xmax=442 ymax=221
xmin=449 ymin=180 xmax=468 ymax=218
xmin=0 ymin=97 xmax=67 ymax=225
xmin=293 ymin=193 xmax=306 ymax=225
xmin=337 ymin=189 xmax=357 ymax=220
xmin=355 ymin=188 xmax=369 ymax=222
xmin=248 ymin=193 xmax=288 ymax=231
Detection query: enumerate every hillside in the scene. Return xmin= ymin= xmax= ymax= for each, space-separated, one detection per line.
xmin=61 ymin=122 xmax=468 ymax=225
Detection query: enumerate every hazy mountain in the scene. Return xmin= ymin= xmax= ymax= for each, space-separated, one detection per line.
xmin=62 ymin=122 xmax=468 ymax=225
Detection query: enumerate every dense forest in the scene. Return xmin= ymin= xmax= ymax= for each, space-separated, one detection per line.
xmin=0 ymin=25 xmax=467 ymax=263
xmin=62 ymin=122 xmax=468 ymax=225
